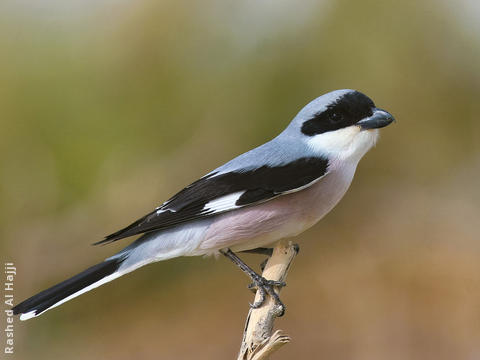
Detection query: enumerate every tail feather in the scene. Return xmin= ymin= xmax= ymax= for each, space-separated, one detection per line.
xmin=12 ymin=257 xmax=125 ymax=320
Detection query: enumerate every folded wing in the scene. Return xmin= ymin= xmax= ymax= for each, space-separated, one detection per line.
xmin=96 ymin=156 xmax=329 ymax=245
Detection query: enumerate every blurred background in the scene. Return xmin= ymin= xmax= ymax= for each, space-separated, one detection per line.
xmin=1 ymin=0 xmax=479 ymax=359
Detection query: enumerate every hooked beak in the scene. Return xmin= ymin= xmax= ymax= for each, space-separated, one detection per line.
xmin=357 ymin=108 xmax=395 ymax=130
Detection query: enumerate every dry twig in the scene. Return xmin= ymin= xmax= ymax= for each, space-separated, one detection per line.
xmin=237 ymin=240 xmax=298 ymax=360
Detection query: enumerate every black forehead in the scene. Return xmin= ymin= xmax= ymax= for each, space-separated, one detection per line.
xmin=301 ymin=91 xmax=375 ymax=136
xmin=329 ymin=91 xmax=375 ymax=114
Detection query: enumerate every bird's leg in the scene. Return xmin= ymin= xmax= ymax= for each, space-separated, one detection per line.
xmin=241 ymin=247 xmax=273 ymax=272
xmin=220 ymin=248 xmax=286 ymax=313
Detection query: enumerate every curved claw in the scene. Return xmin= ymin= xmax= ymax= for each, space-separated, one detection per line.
xmin=247 ymin=276 xmax=287 ymax=316
xmin=250 ymin=286 xmax=266 ymax=309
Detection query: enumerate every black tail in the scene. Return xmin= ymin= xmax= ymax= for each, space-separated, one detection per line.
xmin=13 ymin=257 xmax=124 ymax=320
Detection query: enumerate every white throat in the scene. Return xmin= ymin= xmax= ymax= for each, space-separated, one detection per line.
xmin=306 ymin=126 xmax=379 ymax=164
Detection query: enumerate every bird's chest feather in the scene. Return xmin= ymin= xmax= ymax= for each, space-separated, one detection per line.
xmin=199 ymin=165 xmax=357 ymax=252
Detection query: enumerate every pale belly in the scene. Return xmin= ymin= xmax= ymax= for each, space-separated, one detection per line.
xmin=198 ymin=166 xmax=356 ymax=253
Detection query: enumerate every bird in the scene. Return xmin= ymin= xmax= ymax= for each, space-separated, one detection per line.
xmin=13 ymin=89 xmax=394 ymax=320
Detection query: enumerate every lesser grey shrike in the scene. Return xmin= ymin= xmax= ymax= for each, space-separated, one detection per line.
xmin=13 ymin=89 xmax=394 ymax=320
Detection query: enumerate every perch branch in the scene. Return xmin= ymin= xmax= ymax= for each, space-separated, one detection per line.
xmin=237 ymin=240 xmax=298 ymax=360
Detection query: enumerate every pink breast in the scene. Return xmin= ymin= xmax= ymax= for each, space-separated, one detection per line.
xmin=199 ymin=169 xmax=352 ymax=252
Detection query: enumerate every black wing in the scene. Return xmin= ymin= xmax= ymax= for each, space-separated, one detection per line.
xmin=96 ymin=156 xmax=329 ymax=245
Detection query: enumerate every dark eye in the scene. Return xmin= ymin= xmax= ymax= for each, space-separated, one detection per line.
xmin=330 ymin=112 xmax=343 ymax=123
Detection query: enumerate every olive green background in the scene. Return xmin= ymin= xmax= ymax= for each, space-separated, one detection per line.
xmin=1 ymin=0 xmax=479 ymax=359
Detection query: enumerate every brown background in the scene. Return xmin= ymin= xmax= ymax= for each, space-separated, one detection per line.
xmin=1 ymin=0 xmax=480 ymax=359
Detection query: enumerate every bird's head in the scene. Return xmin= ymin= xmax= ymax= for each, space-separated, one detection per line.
xmin=286 ymin=89 xmax=395 ymax=164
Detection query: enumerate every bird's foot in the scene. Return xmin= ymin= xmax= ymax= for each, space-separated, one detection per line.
xmin=220 ymin=248 xmax=287 ymax=316
xmin=247 ymin=274 xmax=286 ymax=316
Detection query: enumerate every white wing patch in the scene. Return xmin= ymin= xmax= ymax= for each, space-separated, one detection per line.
xmin=156 ymin=208 xmax=176 ymax=214
xmin=203 ymin=191 xmax=244 ymax=213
